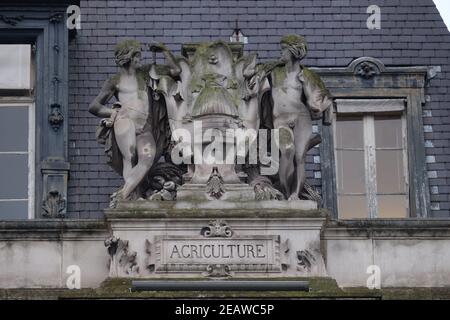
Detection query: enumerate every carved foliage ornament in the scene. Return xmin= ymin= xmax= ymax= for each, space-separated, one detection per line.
xmin=296 ymin=249 xmax=317 ymax=272
xmin=104 ymin=236 xmax=139 ymax=277
xmin=48 ymin=103 xmax=64 ymax=131
xmin=42 ymin=190 xmax=66 ymax=218
xmin=280 ymin=238 xmax=290 ymax=271
xmin=0 ymin=15 xmax=24 ymax=26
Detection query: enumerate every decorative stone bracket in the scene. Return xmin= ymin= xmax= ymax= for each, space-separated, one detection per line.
xmin=42 ymin=190 xmax=66 ymax=218
xmin=40 ymin=160 xmax=69 ymax=219
xmin=203 ymin=264 xmax=233 ymax=278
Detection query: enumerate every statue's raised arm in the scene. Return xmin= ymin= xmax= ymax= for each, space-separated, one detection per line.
xmin=148 ymin=42 xmax=192 ymax=135
xmin=149 ymin=43 xmax=182 ymax=78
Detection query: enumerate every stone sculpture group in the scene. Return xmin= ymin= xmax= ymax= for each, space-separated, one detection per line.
xmin=89 ymin=35 xmax=333 ymax=206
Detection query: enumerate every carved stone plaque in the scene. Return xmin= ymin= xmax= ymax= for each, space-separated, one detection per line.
xmin=154 ymin=235 xmax=283 ymax=273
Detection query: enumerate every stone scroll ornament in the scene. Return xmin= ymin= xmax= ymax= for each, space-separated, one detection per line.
xmin=88 ymin=35 xmax=333 ymax=206
xmin=203 ymin=264 xmax=233 ymax=278
xmin=201 ymin=219 xmax=233 ymax=238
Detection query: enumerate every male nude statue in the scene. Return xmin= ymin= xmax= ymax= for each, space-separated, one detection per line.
xmin=269 ymin=35 xmax=333 ymax=200
xmin=89 ymin=40 xmax=156 ymax=201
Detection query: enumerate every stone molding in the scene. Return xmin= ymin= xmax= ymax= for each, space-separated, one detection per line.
xmin=324 ymin=219 xmax=450 ymax=239
xmin=0 ymin=220 xmax=108 ymax=240
xmin=316 ymin=57 xmax=435 ymax=218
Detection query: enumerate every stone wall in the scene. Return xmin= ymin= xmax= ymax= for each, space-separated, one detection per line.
xmin=2 ymin=219 xmax=450 ymax=288
xmin=0 ymin=221 xmax=109 ymax=288
xmin=324 ymin=220 xmax=450 ymax=287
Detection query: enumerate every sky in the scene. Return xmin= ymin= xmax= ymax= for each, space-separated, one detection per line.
xmin=433 ymin=0 xmax=450 ymax=31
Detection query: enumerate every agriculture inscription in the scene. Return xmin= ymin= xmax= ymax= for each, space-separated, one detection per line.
xmin=154 ymin=235 xmax=282 ymax=273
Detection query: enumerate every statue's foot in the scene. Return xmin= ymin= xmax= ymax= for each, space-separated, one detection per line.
xmin=288 ymin=193 xmax=300 ymax=201
xmin=109 ymin=189 xmax=125 ymax=208
xmin=254 ymin=183 xmax=285 ymax=200
xmin=161 ymin=190 xmax=176 ymax=201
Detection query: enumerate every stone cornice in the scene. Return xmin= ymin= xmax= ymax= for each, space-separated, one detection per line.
xmin=0 ymin=219 xmax=108 ymax=240
xmin=324 ymin=219 xmax=450 ymax=239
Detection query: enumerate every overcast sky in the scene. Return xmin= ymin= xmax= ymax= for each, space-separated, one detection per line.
xmin=433 ymin=0 xmax=450 ymax=31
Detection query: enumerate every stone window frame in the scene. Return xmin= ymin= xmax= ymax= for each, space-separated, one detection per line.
xmin=0 ymin=3 xmax=71 ymax=219
xmin=314 ymin=57 xmax=439 ymax=219
xmin=332 ymin=100 xmax=409 ymax=219
xmin=0 ymin=99 xmax=36 ymax=219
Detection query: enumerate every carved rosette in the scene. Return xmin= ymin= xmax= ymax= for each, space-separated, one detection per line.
xmin=104 ymin=236 xmax=139 ymax=277
xmin=355 ymin=61 xmax=379 ymax=79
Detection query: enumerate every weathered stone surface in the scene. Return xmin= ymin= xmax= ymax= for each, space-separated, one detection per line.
xmin=107 ymin=199 xmax=319 ymax=215
xmin=2 ymin=218 xmax=450 ymax=288
xmin=89 ymin=36 xmax=330 ymax=206
xmin=154 ymin=235 xmax=281 ymax=274
xmin=176 ymin=184 xmax=256 ymax=201
xmin=324 ymin=219 xmax=450 ymax=287
xmin=0 ymin=220 xmax=109 ymax=289
xmin=105 ymin=207 xmax=328 ymax=278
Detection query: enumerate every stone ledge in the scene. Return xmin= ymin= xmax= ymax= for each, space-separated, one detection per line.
xmin=3 ymin=279 xmax=450 ymax=300
xmin=0 ymin=219 xmax=108 ymax=240
xmin=58 ymin=277 xmax=381 ymax=300
xmin=324 ymin=219 xmax=450 ymax=239
xmin=105 ymin=200 xmax=328 ymax=219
